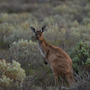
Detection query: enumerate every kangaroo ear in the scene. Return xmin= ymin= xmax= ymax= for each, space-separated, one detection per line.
xmin=31 ymin=27 xmax=36 ymax=33
xmin=41 ymin=26 xmax=46 ymax=32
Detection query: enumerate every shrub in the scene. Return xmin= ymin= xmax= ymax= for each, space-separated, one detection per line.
xmin=53 ymin=5 xmax=71 ymax=14
xmin=0 ymin=13 xmax=38 ymax=49
xmin=10 ymin=39 xmax=37 ymax=62
xmin=0 ymin=23 xmax=14 ymax=48
xmin=9 ymin=39 xmax=43 ymax=75
xmin=69 ymin=41 xmax=90 ymax=73
xmin=0 ymin=59 xmax=26 ymax=90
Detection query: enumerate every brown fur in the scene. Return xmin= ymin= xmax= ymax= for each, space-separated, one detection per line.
xmin=31 ymin=27 xmax=75 ymax=87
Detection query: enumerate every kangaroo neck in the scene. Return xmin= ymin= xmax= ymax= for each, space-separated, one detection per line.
xmin=37 ymin=39 xmax=49 ymax=57
xmin=37 ymin=39 xmax=44 ymax=45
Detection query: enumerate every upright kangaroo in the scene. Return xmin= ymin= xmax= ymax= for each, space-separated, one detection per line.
xmin=31 ymin=26 xmax=75 ymax=86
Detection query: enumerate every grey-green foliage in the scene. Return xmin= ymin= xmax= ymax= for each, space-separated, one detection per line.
xmin=69 ymin=41 xmax=90 ymax=73
xmin=9 ymin=39 xmax=43 ymax=75
xmin=0 ymin=13 xmax=36 ymax=49
xmin=10 ymin=39 xmax=38 ymax=62
xmin=0 ymin=59 xmax=26 ymax=90
xmin=0 ymin=12 xmax=90 ymax=49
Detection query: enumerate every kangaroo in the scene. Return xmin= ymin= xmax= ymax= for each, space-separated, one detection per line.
xmin=31 ymin=26 xmax=75 ymax=87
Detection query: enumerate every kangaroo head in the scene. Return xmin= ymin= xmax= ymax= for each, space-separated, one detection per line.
xmin=31 ymin=26 xmax=46 ymax=40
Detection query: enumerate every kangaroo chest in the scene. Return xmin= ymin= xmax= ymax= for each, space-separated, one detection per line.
xmin=37 ymin=41 xmax=45 ymax=57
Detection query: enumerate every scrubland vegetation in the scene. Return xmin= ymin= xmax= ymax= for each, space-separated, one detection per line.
xmin=0 ymin=0 xmax=90 ymax=90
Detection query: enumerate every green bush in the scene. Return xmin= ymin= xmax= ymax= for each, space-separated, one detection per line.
xmin=10 ymin=39 xmax=37 ymax=62
xmin=0 ymin=12 xmax=90 ymax=50
xmin=0 ymin=59 xmax=26 ymax=90
xmin=9 ymin=39 xmax=43 ymax=75
xmin=53 ymin=5 xmax=72 ymax=14
xmin=0 ymin=13 xmax=38 ymax=49
xmin=69 ymin=41 xmax=90 ymax=73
